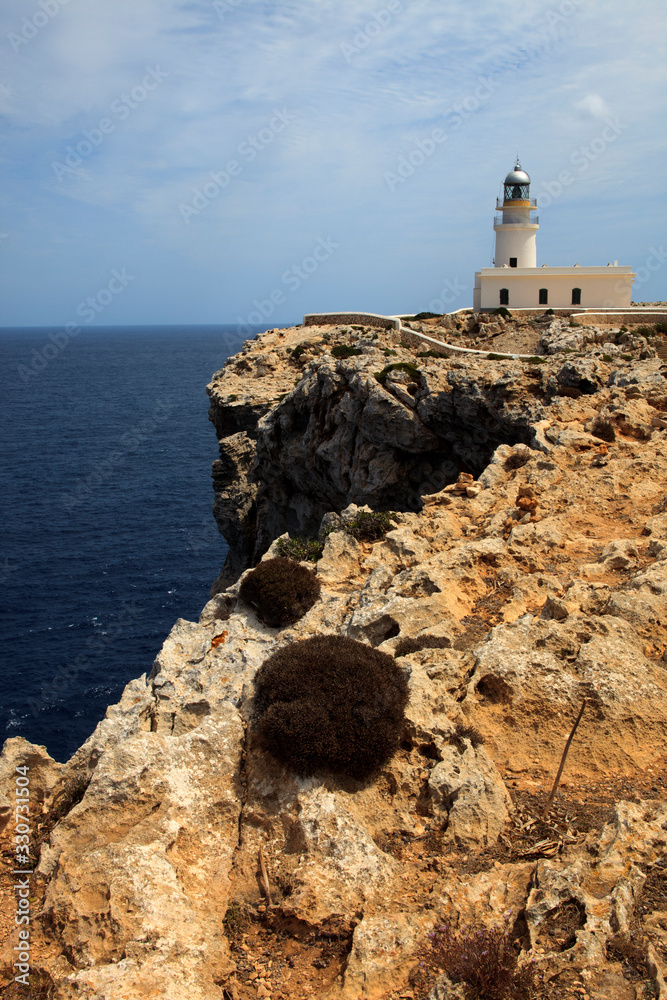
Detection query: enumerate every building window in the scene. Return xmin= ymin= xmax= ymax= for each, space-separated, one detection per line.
xmin=539 ymin=288 xmax=548 ymax=305
xmin=499 ymin=288 xmax=509 ymax=305
xmin=571 ymin=287 xmax=581 ymax=305
xmin=509 ymin=257 xmax=517 ymax=268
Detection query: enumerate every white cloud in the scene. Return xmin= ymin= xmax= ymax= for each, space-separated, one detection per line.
xmin=574 ymin=94 xmax=613 ymax=120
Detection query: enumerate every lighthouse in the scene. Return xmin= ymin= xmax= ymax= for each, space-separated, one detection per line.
xmin=472 ymin=160 xmax=635 ymax=311
xmin=493 ymin=160 xmax=539 ymax=268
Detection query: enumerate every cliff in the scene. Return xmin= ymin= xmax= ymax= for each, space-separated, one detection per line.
xmin=2 ymin=315 xmax=667 ymax=999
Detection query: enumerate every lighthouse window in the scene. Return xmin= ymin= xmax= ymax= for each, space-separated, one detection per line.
xmin=571 ymin=287 xmax=581 ymax=305
xmin=539 ymin=288 xmax=548 ymax=305
xmin=509 ymin=257 xmax=517 ymax=268
xmin=499 ymin=288 xmax=509 ymax=306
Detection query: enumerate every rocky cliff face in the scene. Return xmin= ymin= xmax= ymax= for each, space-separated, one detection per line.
xmin=2 ymin=317 xmax=667 ymax=999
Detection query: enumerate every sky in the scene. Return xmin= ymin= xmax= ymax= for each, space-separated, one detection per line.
xmin=0 ymin=0 xmax=666 ymax=328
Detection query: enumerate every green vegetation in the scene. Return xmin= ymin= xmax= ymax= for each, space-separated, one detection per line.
xmin=382 ymin=348 xmax=398 ymax=356
xmin=344 ymin=510 xmax=396 ymax=541
xmin=417 ymin=349 xmax=449 ymax=359
xmin=331 ymin=345 xmax=363 ymax=359
xmin=275 ymin=535 xmax=325 ymax=563
xmin=374 ymin=361 xmax=421 ymax=384
xmin=486 ymin=353 xmax=512 ymax=361
xmin=239 ymin=557 xmax=321 ymax=627
xmin=522 ymin=356 xmax=546 ymax=364
xmin=227 ymin=394 xmax=238 ymax=402
xmin=491 ymin=306 xmax=512 ymax=319
xmin=252 ymin=635 xmax=409 ymax=779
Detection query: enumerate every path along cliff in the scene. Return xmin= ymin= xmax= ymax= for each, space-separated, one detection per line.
xmin=1 ymin=313 xmax=667 ymax=1000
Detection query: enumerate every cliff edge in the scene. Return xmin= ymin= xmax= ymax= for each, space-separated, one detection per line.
xmin=2 ymin=315 xmax=667 ymax=999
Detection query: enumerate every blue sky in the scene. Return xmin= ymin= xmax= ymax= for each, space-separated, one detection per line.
xmin=1 ymin=0 xmax=665 ymax=327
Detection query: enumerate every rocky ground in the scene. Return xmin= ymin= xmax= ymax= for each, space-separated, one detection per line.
xmin=1 ymin=312 xmax=667 ymax=999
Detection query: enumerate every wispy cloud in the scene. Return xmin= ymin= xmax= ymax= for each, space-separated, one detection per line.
xmin=0 ymin=0 xmax=665 ymax=323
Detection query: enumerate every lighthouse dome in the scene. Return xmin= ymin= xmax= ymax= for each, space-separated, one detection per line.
xmin=504 ymin=166 xmax=531 ymax=185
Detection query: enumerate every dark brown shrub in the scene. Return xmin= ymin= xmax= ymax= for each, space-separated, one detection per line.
xmin=394 ymin=635 xmax=451 ymax=657
xmin=590 ymin=416 xmax=616 ymax=442
xmin=239 ymin=557 xmax=321 ymax=627
xmin=504 ymin=444 xmax=533 ymax=469
xmin=252 ymin=635 xmax=409 ymax=779
xmin=450 ymin=722 xmax=485 ymax=749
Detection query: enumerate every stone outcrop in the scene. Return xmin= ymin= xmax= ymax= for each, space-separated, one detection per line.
xmin=2 ymin=317 xmax=667 ymax=998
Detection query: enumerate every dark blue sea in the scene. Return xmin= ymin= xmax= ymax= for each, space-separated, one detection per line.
xmin=0 ymin=325 xmax=271 ymax=763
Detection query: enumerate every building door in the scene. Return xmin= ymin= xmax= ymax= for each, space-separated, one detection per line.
xmin=500 ymin=288 xmax=509 ymax=305
xmin=539 ymin=288 xmax=548 ymax=305
xmin=571 ymin=288 xmax=581 ymax=305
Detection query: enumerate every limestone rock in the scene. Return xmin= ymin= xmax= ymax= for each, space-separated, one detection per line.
xmin=428 ymin=741 xmax=512 ymax=846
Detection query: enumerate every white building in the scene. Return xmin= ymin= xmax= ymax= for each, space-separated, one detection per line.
xmin=472 ymin=162 xmax=635 ymax=311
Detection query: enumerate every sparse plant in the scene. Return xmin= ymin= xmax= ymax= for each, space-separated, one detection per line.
xmin=344 ymin=510 xmax=396 ymax=541
xmin=331 ymin=345 xmax=363 ymax=359
xmin=504 ymin=444 xmax=533 ymax=470
xmin=418 ymin=918 xmax=536 ymax=1000
xmin=382 ymin=348 xmax=398 ymax=356
xmin=394 ymin=635 xmax=451 ymax=657
xmin=450 ymin=722 xmax=485 ymax=750
xmin=590 ymin=416 xmax=616 ymax=442
xmin=239 ymin=557 xmax=321 ymax=626
xmin=252 ymin=635 xmax=409 ymax=779
xmin=374 ymin=361 xmax=421 ymax=384
xmin=223 ymin=899 xmax=249 ymax=941
xmin=275 ymin=535 xmax=324 ymax=563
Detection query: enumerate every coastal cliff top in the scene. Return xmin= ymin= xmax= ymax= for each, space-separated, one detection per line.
xmin=1 ymin=313 xmax=667 ymax=999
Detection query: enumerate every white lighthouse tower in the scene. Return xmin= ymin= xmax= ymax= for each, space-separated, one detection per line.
xmin=473 ymin=159 xmax=635 ymax=310
xmin=493 ymin=160 xmax=538 ymax=268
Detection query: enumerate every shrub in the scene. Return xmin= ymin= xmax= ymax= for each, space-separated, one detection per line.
xmin=412 ymin=311 xmax=442 ymax=320
xmin=331 ymin=345 xmax=363 ymax=359
xmin=450 ymin=722 xmax=485 ymax=749
xmin=590 ymin=416 xmax=616 ymax=442
xmin=239 ymin=557 xmax=321 ymax=626
xmin=543 ymin=308 xmax=555 ymax=316
xmin=394 ymin=634 xmax=451 ymax=657
xmin=656 ymin=321 xmax=667 ymax=335
xmin=344 ymin=510 xmax=396 ymax=541
xmin=275 ymin=535 xmax=324 ymax=563
xmin=417 ymin=350 xmax=449 ymax=359
xmin=382 ymin=348 xmax=398 ymax=356
xmin=634 ymin=324 xmax=656 ymax=338
xmin=419 ymin=919 xmax=536 ymax=1000
xmin=486 ymin=353 xmax=512 ymax=360
xmin=522 ymin=356 xmax=546 ymax=364
xmin=504 ymin=444 xmax=533 ymax=470
xmin=374 ymin=361 xmax=421 ymax=384
xmin=491 ymin=307 xmax=512 ymax=319
xmin=252 ymin=636 xmax=409 ymax=779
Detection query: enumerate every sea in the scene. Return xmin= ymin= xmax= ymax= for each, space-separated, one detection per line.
xmin=0 ymin=324 xmax=272 ymax=763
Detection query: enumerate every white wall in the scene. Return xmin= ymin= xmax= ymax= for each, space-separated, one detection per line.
xmin=474 ymin=267 xmax=634 ymax=310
